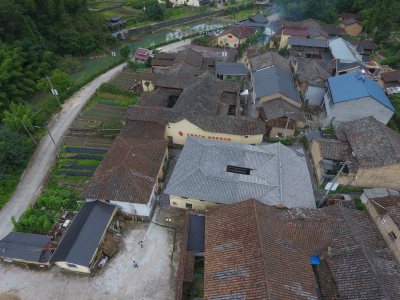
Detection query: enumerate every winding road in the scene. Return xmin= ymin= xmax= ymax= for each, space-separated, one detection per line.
xmin=0 ymin=63 xmax=126 ymax=239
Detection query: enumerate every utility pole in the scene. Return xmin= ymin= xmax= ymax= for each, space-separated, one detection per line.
xmin=283 ymin=111 xmax=294 ymax=138
xmin=22 ymin=122 xmax=38 ymax=145
xmin=317 ymin=161 xmax=350 ymax=208
xmin=46 ymin=76 xmax=62 ymax=107
xmin=34 ymin=125 xmax=56 ymax=147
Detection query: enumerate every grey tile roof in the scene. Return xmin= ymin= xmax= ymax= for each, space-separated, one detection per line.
xmin=0 ymin=232 xmax=51 ymax=263
xmin=253 ymin=65 xmax=301 ymax=103
xmin=337 ymin=116 xmax=400 ymax=168
xmin=50 ymin=201 xmax=116 ymax=268
xmin=329 ymin=37 xmax=363 ymax=64
xmin=248 ymin=13 xmax=268 ymax=24
xmin=250 ymin=51 xmax=291 ymax=72
xmin=215 ymin=63 xmax=247 ymax=76
xmin=165 ymin=138 xmax=316 ymax=208
xmin=288 ymin=37 xmax=328 ymax=48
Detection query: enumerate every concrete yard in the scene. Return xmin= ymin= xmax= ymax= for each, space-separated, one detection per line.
xmin=0 ymin=208 xmax=182 ymax=300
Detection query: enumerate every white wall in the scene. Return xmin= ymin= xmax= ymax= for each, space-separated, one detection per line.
xmin=323 ymin=96 xmax=394 ymax=127
xmin=305 ymin=85 xmax=326 ymax=106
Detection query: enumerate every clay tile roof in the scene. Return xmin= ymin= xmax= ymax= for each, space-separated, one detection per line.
xmin=220 ymin=25 xmax=257 ymax=39
xmin=336 ymin=116 xmax=400 ymax=168
xmin=381 ymin=70 xmax=400 ymax=83
xmin=342 ymin=18 xmax=360 ymax=26
xmin=294 ymin=57 xmax=331 ymax=84
xmin=318 ymin=139 xmax=351 ymax=161
xmin=250 ymin=51 xmax=291 ymax=72
xmin=260 ymin=98 xmax=305 ymax=123
xmin=369 ymin=195 xmax=400 ymax=227
xmin=84 ymin=136 xmax=167 ymax=204
xmin=203 ymin=199 xmax=400 ymax=300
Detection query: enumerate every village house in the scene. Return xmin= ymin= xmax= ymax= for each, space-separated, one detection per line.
xmin=361 ymin=188 xmax=400 ymax=264
xmin=253 ymin=64 xmax=301 ymax=108
xmin=128 ymin=70 xmax=265 ymax=145
xmin=215 ymin=62 xmax=247 ymax=81
xmin=322 ymin=71 xmax=395 ymax=127
xmin=165 ymin=137 xmax=316 ymax=210
xmin=176 ymin=199 xmax=400 ymax=300
xmin=382 ymin=70 xmax=400 ymax=93
xmin=291 ymin=57 xmax=331 ymax=106
xmin=50 ymin=201 xmax=117 ymax=274
xmin=217 ymin=25 xmax=256 ymax=48
xmin=107 ymin=16 xmax=127 ymax=39
xmin=278 ymin=19 xmax=344 ymax=49
xmin=84 ymin=121 xmax=168 ymax=219
xmin=132 ymin=48 xmax=151 ymax=64
xmin=287 ymin=37 xmax=329 ymax=59
xmin=151 ymin=47 xmax=216 ymax=72
xmin=249 ymin=51 xmax=291 ymax=73
xmin=162 ymin=0 xmax=207 ymax=7
xmin=328 ymin=37 xmax=380 ymax=76
xmin=240 ymin=13 xmax=269 ymax=29
xmin=258 ymin=98 xmax=306 ymax=138
xmin=310 ymin=116 xmax=400 ymax=190
xmin=0 ymin=232 xmax=52 ymax=267
xmin=339 ymin=12 xmax=362 ymax=36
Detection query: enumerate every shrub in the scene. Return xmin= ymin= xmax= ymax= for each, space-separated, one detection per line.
xmin=36 ymin=186 xmax=81 ymax=211
xmin=12 ymin=207 xmax=57 ymax=234
xmin=354 ymin=198 xmax=367 ymax=211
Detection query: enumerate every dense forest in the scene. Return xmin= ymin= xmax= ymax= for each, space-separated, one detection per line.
xmin=0 ymin=0 xmax=113 ymax=113
xmin=0 ymin=0 xmax=113 ymax=207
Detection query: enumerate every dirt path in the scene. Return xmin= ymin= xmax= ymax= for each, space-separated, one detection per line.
xmin=0 ymin=63 xmax=126 ymax=239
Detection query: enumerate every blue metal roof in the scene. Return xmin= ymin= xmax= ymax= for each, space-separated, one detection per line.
xmin=328 ymin=72 xmax=396 ymax=112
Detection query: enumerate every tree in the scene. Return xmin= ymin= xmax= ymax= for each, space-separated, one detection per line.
xmin=119 ymin=45 xmax=131 ymax=60
xmin=2 ymin=102 xmax=35 ymax=132
xmin=0 ymin=126 xmax=35 ymax=174
xmin=38 ymin=69 xmax=73 ymax=98
xmin=145 ymin=3 xmax=164 ymax=21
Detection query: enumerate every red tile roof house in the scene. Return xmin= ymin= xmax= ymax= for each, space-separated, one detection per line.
xmin=133 ymin=48 xmax=151 ymax=64
xmin=174 ymin=199 xmax=400 ymax=300
xmin=84 ymin=121 xmax=168 ymax=220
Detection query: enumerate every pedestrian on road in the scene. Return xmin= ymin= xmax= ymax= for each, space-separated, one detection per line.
xmin=134 ymin=262 xmax=139 ymax=268
xmin=139 ymin=240 xmax=143 ymax=248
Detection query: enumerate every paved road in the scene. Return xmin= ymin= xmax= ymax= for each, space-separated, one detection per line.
xmin=0 ymin=63 xmax=126 ymax=239
xmin=156 ymin=38 xmax=192 ymax=53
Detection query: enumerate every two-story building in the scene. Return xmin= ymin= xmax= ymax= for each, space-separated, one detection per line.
xmin=322 ymin=71 xmax=395 ymax=127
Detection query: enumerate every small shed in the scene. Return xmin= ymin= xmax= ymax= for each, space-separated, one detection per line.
xmin=133 ymin=48 xmax=151 ymax=64
xmin=0 ymin=232 xmax=52 ymax=266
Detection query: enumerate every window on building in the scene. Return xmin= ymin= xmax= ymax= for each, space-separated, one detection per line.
xmin=389 ymin=231 xmax=397 ymax=241
xmin=277 ymin=132 xmax=283 ymax=138
xmin=181 ymin=196 xmax=188 ymax=199
xmin=226 ymin=165 xmax=251 ymax=175
xmin=67 ymin=263 xmax=77 ymax=268
xmin=172 ymin=202 xmax=177 ymax=206
xmin=186 ymin=203 xmax=193 ymax=209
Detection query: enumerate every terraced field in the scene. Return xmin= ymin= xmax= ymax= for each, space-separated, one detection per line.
xmin=109 ymin=67 xmax=146 ymax=91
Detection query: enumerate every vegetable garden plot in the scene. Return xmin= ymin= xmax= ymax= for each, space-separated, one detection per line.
xmin=58 ymin=170 xmax=94 ymax=177
xmin=60 ymin=164 xmax=98 ymax=170
xmin=65 ymin=147 xmax=107 ymax=154
xmin=72 ymin=154 xmax=105 ymax=160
